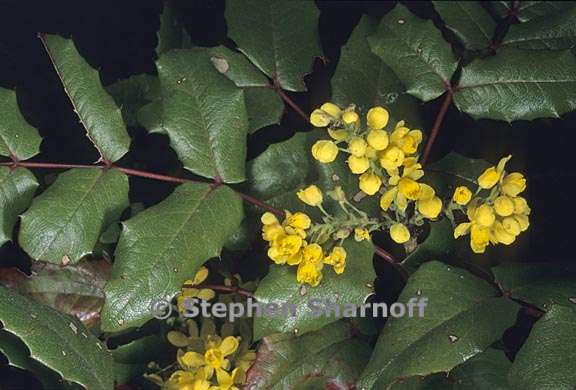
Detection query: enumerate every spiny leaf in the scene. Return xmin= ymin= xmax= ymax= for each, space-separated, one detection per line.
xmin=368 ymin=4 xmax=458 ymax=102
xmin=493 ymin=262 xmax=576 ymax=311
xmin=0 ymin=260 xmax=111 ymax=327
xmin=19 ymin=168 xmax=129 ymax=264
xmin=41 ymin=35 xmax=131 ymax=163
xmin=253 ymin=240 xmax=375 ymax=339
xmin=0 ymin=167 xmax=38 ymax=246
xmin=501 ymin=7 xmax=576 ymax=50
xmin=208 ymin=46 xmax=283 ymax=133
xmin=156 ymin=49 xmax=249 ymax=183
xmin=0 ymin=285 xmax=113 ymax=390
xmin=433 ymin=1 xmax=497 ymax=50
xmin=509 ymin=305 xmax=576 ymax=390
xmin=357 ymin=261 xmax=518 ymax=390
xmin=0 ymin=88 xmax=42 ymax=161
xmin=225 ymin=0 xmax=322 ymax=92
xmin=454 ymin=48 xmax=576 ymax=121
xmin=331 ymin=16 xmax=422 ymax=126
xmin=246 ymin=320 xmax=372 ymax=389
xmin=101 ymin=183 xmax=243 ymax=331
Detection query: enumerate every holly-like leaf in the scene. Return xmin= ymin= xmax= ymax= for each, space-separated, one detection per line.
xmin=246 ymin=320 xmax=372 ymax=389
xmin=357 ymin=261 xmax=518 ymax=390
xmin=454 ymin=48 xmax=576 ymax=121
xmin=106 ymin=74 xmax=160 ymax=127
xmin=101 ymin=183 xmax=243 ymax=331
xmin=493 ymin=262 xmax=576 ymax=311
xmin=390 ymin=348 xmax=512 ymax=389
xmin=225 ymin=0 xmax=322 ymax=92
xmin=0 ymin=285 xmax=113 ymax=390
xmin=509 ymin=305 xmax=576 ymax=390
xmin=433 ymin=1 xmax=496 ymax=50
xmin=0 ymin=260 xmax=111 ymax=327
xmin=515 ymin=1 xmax=575 ymax=23
xmin=40 ymin=35 xmax=131 ymax=163
xmin=0 ymin=88 xmax=42 ymax=161
xmin=368 ymin=4 xmax=458 ymax=102
xmin=156 ymin=0 xmax=189 ymax=55
xmin=19 ymin=168 xmax=129 ymax=264
xmin=208 ymin=46 xmax=283 ymax=133
xmin=331 ymin=16 xmax=421 ymax=126
xmin=253 ymin=240 xmax=375 ymax=339
xmin=501 ymin=8 xmax=576 ymax=50
xmin=156 ymin=49 xmax=248 ymax=183
xmin=0 ymin=167 xmax=38 ymax=246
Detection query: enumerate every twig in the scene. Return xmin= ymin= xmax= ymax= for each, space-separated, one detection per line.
xmin=270 ymin=76 xmax=309 ymax=122
xmin=421 ymin=88 xmax=453 ymax=165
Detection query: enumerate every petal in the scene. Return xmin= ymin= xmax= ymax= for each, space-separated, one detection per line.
xmin=216 ymin=368 xmax=233 ymax=387
xmin=181 ymin=351 xmax=205 ymax=368
xmin=219 ymin=336 xmax=240 ymax=356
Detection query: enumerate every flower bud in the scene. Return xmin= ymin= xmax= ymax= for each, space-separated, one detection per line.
xmin=366 ymin=129 xmax=389 ymax=151
xmin=452 ymin=186 xmax=472 ymax=205
xmin=320 ymin=102 xmax=341 ymax=118
xmin=390 ymin=223 xmax=410 ymax=244
xmin=494 ymin=196 xmax=514 ymax=217
xmin=310 ymin=109 xmax=330 ymax=127
xmin=359 ymin=172 xmax=382 ymax=195
xmin=347 ymin=155 xmax=370 ymax=174
xmin=418 ymin=196 xmax=442 ymax=219
xmin=477 ymin=167 xmax=500 ymax=189
xmin=348 ymin=137 xmax=367 ymax=157
xmin=366 ymin=106 xmax=389 ymax=129
xmin=311 ymin=140 xmax=338 ymax=163
xmin=501 ymin=172 xmax=526 ymax=197
xmin=474 ymin=204 xmax=495 ymax=227
xmin=342 ymin=111 xmax=359 ymax=124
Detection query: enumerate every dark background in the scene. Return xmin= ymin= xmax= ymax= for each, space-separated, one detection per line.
xmin=0 ymin=0 xmax=574 ymax=388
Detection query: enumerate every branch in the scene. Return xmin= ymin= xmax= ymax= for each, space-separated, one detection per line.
xmin=420 ymin=88 xmax=453 ymax=165
xmin=270 ymin=77 xmax=309 ymax=122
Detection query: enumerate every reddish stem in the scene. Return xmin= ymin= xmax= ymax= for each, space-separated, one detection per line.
xmin=185 ymin=283 xmax=255 ymax=298
xmin=421 ymin=89 xmax=453 ymax=165
xmin=0 ymin=161 xmax=100 ymax=170
xmin=115 ymin=167 xmax=195 ymax=184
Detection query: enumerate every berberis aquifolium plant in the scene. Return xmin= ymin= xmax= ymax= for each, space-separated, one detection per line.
xmin=0 ymin=1 xmax=575 ymax=389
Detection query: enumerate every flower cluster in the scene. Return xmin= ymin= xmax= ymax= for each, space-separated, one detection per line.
xmin=261 ymin=207 xmax=348 ymax=287
xmin=310 ymin=102 xmax=442 ymax=245
xmin=149 ymin=319 xmax=255 ymax=390
xmin=177 ymin=266 xmax=215 ymax=313
xmin=450 ymin=155 xmax=530 ymax=253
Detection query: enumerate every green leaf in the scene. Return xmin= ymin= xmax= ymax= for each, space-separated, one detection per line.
xmin=357 ymin=261 xmax=519 ymax=389
xmin=0 ymin=260 xmax=111 ymax=327
xmin=0 ymin=286 xmax=113 ymax=390
xmin=516 ymin=1 xmax=576 ymax=22
xmin=101 ymin=183 xmax=243 ymax=331
xmin=501 ymin=8 xmax=576 ymax=50
xmin=19 ymin=168 xmax=129 ymax=264
xmin=156 ymin=49 xmax=248 ymax=183
xmin=493 ymin=262 xmax=576 ymax=311
xmin=156 ymin=0 xmax=189 ymax=55
xmin=426 ymin=152 xmax=489 ymax=193
xmin=454 ymin=48 xmax=576 ymax=121
xmin=106 ymin=74 xmax=160 ymax=127
xmin=433 ymin=1 xmax=497 ymax=50
xmin=0 ymin=88 xmax=42 ymax=161
xmin=0 ymin=167 xmax=38 ymax=246
xmin=246 ymin=320 xmax=372 ymax=389
xmin=402 ymin=219 xmax=454 ymax=272
xmin=368 ymin=4 xmax=458 ymax=101
xmin=208 ymin=46 xmax=283 ymax=133
xmin=509 ymin=305 xmax=576 ymax=390
xmin=225 ymin=0 xmax=322 ymax=92
xmin=0 ymin=330 xmax=64 ymax=388
xmin=41 ymin=35 xmax=131 ymax=163
xmin=331 ymin=16 xmax=421 ymax=126
xmin=253 ymin=240 xmax=375 ymax=339
xmin=390 ymin=348 xmax=512 ymax=389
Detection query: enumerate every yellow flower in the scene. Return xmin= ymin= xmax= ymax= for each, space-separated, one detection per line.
xmin=347 ymin=155 xmax=370 ymax=174
xmin=366 ymin=106 xmax=389 ymax=130
xmin=320 ymin=102 xmax=342 ymax=118
xmin=452 ymin=186 xmax=472 ymax=205
xmin=491 ymin=221 xmax=516 ymax=245
xmin=365 ymin=146 xmax=378 ymax=159
xmin=324 ymin=246 xmax=347 ymax=274
xmin=312 ymin=140 xmax=339 ymax=163
xmin=473 ymin=204 xmax=496 ymax=227
xmin=180 ymin=336 xmax=239 ymax=371
xmin=398 ymin=177 xmax=421 ymax=200
xmin=366 ymin=129 xmax=389 ymax=151
xmin=177 ymin=267 xmax=215 ymax=312
xmin=513 ymin=197 xmax=530 ymax=215
xmin=262 ymin=223 xmax=283 ymax=242
xmin=494 ymin=196 xmax=514 ymax=217
xmin=359 ymin=172 xmax=382 ymax=195
xmin=477 ymin=155 xmax=511 ymax=189
xmin=417 ymin=195 xmax=442 ymax=219
xmin=390 ymin=223 xmax=410 ymax=244
xmin=501 ymin=172 xmax=526 ymax=197
xmin=354 ymin=227 xmax=371 ymax=242
xmin=302 ymin=243 xmax=324 ymax=264
xmin=514 ymin=214 xmax=530 ymax=231
xmin=501 ymin=216 xmax=521 ymax=236
xmin=261 ymin=212 xmax=279 ymax=225
xmin=454 ymin=222 xmax=471 ymax=239
xmin=342 ymin=111 xmax=359 ymax=124
xmin=328 ymin=128 xmax=347 ymax=141
xmin=285 ymin=212 xmax=311 ymax=230
xmin=470 ymin=224 xmax=490 ymax=253
xmin=296 ymin=261 xmax=323 ymax=286
xmin=297 ymin=185 xmax=323 ymax=206
xmin=348 ymin=137 xmax=367 ymax=157
xmin=164 ymin=370 xmax=211 ymax=390
xmin=379 ymin=146 xmax=405 ymax=172
xmin=390 ymin=122 xmax=423 ymax=154
xmin=380 ymin=162 xmax=424 ymax=212
xmin=212 ymin=367 xmax=245 ymax=390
